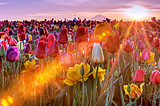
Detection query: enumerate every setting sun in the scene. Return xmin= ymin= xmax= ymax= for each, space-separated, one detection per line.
xmin=128 ymin=5 xmax=148 ymax=19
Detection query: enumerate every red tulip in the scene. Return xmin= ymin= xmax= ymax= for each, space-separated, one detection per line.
xmin=9 ymin=38 xmax=17 ymax=46
xmin=68 ymin=43 xmax=74 ymax=52
xmin=17 ymin=24 xmax=25 ymax=34
xmin=133 ymin=69 xmax=146 ymax=83
xmin=0 ymin=40 xmax=8 ymax=52
xmin=74 ymin=26 xmax=87 ymax=42
xmin=136 ymin=55 xmax=141 ymax=62
xmin=123 ymin=40 xmax=134 ymax=52
xmin=141 ymin=49 xmax=150 ymax=61
xmin=47 ymin=40 xmax=59 ymax=57
xmin=18 ymin=32 xmax=26 ymax=41
xmin=147 ymin=33 xmax=153 ymax=43
xmin=39 ymin=36 xmax=48 ymax=42
xmin=58 ymin=28 xmax=68 ymax=44
xmin=138 ymin=40 xmax=145 ymax=50
xmin=150 ymin=70 xmax=160 ymax=84
xmin=152 ymin=37 xmax=159 ymax=47
xmin=48 ymin=33 xmax=55 ymax=44
xmin=35 ymin=40 xmax=47 ymax=59
xmin=105 ymin=32 xmax=119 ymax=53
xmin=78 ymin=41 xmax=91 ymax=55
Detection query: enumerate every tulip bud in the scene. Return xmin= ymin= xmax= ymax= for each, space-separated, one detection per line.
xmin=80 ymin=65 xmax=85 ymax=76
xmin=0 ymin=45 xmax=5 ymax=57
xmin=114 ymin=70 xmax=119 ymax=78
xmin=127 ymin=84 xmax=131 ymax=93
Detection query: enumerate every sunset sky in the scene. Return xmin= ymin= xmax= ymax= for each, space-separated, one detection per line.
xmin=0 ymin=0 xmax=160 ymax=21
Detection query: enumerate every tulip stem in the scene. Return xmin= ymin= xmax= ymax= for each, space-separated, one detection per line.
xmin=153 ymin=47 xmax=155 ymax=70
xmin=152 ymin=84 xmax=157 ymax=106
xmin=1 ymin=58 xmax=4 ymax=90
xmin=110 ymin=53 xmax=115 ymax=105
xmin=40 ymin=59 xmax=43 ymax=106
xmin=93 ymin=63 xmax=99 ymax=105
xmin=82 ymin=75 xmax=85 ymax=106
xmin=12 ymin=62 xmax=15 ymax=78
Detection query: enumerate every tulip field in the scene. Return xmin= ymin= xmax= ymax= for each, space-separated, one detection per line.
xmin=0 ymin=19 xmax=160 ymax=106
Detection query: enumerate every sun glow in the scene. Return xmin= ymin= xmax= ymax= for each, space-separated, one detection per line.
xmin=128 ymin=5 xmax=148 ymax=19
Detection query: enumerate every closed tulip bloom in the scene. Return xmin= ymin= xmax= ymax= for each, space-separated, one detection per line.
xmin=58 ymin=28 xmax=68 ymax=44
xmin=8 ymin=29 xmax=13 ymax=36
xmin=39 ymin=27 xmax=44 ymax=36
xmin=59 ymin=52 xmax=71 ymax=66
xmin=48 ymin=33 xmax=55 ymax=44
xmin=78 ymin=41 xmax=91 ymax=55
xmin=17 ymin=24 xmax=25 ymax=34
xmin=47 ymin=40 xmax=59 ymax=57
xmin=32 ymin=29 xmax=38 ymax=35
xmin=35 ymin=40 xmax=47 ymax=59
xmin=26 ymin=34 xmax=33 ymax=43
xmin=138 ymin=40 xmax=145 ymax=50
xmin=123 ymin=40 xmax=134 ymax=53
xmin=43 ymin=26 xmax=48 ymax=36
xmin=74 ymin=26 xmax=87 ymax=42
xmin=6 ymin=46 xmax=19 ymax=62
xmin=9 ymin=38 xmax=17 ymax=46
xmin=105 ymin=31 xmax=119 ymax=53
xmin=23 ymin=43 xmax=31 ymax=54
xmin=121 ymin=24 xmax=129 ymax=38
xmin=18 ymin=32 xmax=26 ymax=41
xmin=53 ymin=31 xmax=58 ymax=37
xmin=68 ymin=43 xmax=74 ymax=52
xmin=133 ymin=69 xmax=146 ymax=83
xmin=141 ymin=49 xmax=150 ymax=61
xmin=150 ymin=70 xmax=160 ymax=84
xmin=39 ymin=36 xmax=48 ymax=42
xmin=92 ymin=43 xmax=104 ymax=63
xmin=152 ymin=37 xmax=159 ymax=47
xmin=94 ymin=22 xmax=112 ymax=42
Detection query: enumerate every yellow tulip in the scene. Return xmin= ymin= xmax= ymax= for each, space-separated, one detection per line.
xmin=92 ymin=43 xmax=104 ymax=63
xmin=94 ymin=22 xmax=112 ymax=42
xmin=22 ymin=59 xmax=36 ymax=73
xmin=123 ymin=83 xmax=144 ymax=99
xmin=92 ymin=67 xmax=105 ymax=82
xmin=64 ymin=63 xmax=90 ymax=86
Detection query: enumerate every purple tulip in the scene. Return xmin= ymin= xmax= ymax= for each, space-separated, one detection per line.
xmin=8 ymin=29 xmax=13 ymax=36
xmin=23 ymin=43 xmax=31 ymax=53
xmin=6 ymin=46 xmax=19 ymax=62
xmin=53 ymin=31 xmax=58 ymax=37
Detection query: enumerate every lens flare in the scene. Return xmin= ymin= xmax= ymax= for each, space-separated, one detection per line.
xmin=1 ymin=99 xmax=9 ymax=106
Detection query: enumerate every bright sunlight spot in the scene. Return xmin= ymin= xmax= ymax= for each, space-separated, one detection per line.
xmin=128 ymin=5 xmax=148 ymax=19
